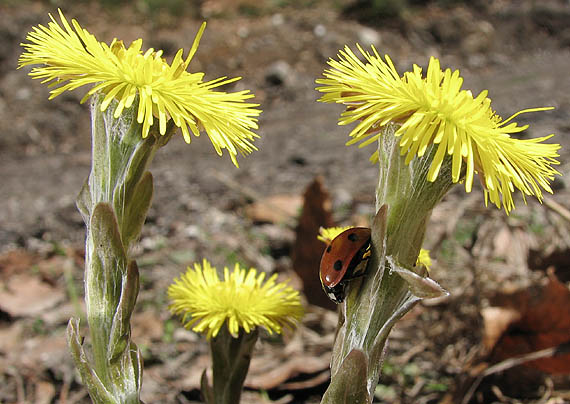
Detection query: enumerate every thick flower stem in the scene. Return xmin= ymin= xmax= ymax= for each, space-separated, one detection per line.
xmin=323 ymin=125 xmax=453 ymax=403
xmin=376 ymin=126 xmax=455 ymax=265
xmin=205 ymin=327 xmax=258 ymax=404
xmin=68 ymin=94 xmax=175 ymax=404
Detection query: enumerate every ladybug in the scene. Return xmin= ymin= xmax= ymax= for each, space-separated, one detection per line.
xmin=319 ymin=227 xmax=372 ymax=303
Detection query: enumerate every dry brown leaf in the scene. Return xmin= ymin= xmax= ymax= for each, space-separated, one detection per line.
xmin=34 ymin=381 xmax=56 ymax=404
xmin=245 ymin=194 xmax=303 ymax=224
xmin=291 ymin=176 xmax=335 ymax=310
xmin=40 ymin=300 xmax=85 ymax=327
xmin=279 ymin=370 xmax=331 ymax=391
xmin=487 ymin=271 xmax=570 ymax=374
xmin=246 ymin=354 xmax=330 ymax=390
xmin=475 ymin=222 xmax=534 ymax=276
xmin=0 ymin=249 xmax=82 ymax=282
xmin=35 ymin=253 xmax=77 ymax=281
xmin=481 ymin=307 xmax=522 ymax=352
xmin=16 ymin=335 xmax=69 ymax=371
xmin=0 ymin=274 xmax=65 ymax=317
xmin=0 ymin=322 xmax=24 ymax=354
xmin=132 ymin=310 xmax=165 ymax=345
xmin=178 ymin=353 xmax=211 ymax=391
xmin=0 ymin=249 xmax=35 ymax=279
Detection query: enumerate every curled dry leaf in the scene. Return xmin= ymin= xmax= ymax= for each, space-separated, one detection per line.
xmin=481 ymin=306 xmax=521 ymax=352
xmin=485 ymin=271 xmax=570 ymax=374
xmin=291 ymin=176 xmax=335 ymax=310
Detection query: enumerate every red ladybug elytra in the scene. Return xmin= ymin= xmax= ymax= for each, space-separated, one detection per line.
xmin=319 ymin=227 xmax=372 ymax=303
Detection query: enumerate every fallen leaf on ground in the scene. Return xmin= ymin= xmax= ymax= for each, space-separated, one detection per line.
xmin=11 ymin=334 xmax=69 ymax=372
xmin=291 ymin=176 xmax=335 ymax=310
xmin=178 ymin=353 xmax=211 ymax=391
xmin=0 ymin=274 xmax=65 ymax=317
xmin=34 ymin=381 xmax=55 ymax=404
xmin=246 ymin=354 xmax=331 ymax=390
xmin=486 ymin=271 xmax=570 ymax=374
xmin=0 ymin=322 xmax=24 ymax=353
xmin=40 ymin=300 xmax=85 ymax=327
xmin=0 ymin=249 xmax=35 ymax=279
xmin=481 ymin=306 xmax=521 ymax=352
xmin=132 ymin=310 xmax=165 ymax=345
xmin=245 ymin=194 xmax=303 ymax=224
xmin=473 ymin=222 xmax=535 ymax=278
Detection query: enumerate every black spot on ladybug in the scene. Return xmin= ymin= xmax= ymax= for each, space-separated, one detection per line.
xmin=347 ymin=233 xmax=358 ymax=242
xmin=334 ymin=260 xmax=343 ymax=271
xmin=326 ymin=245 xmax=332 ymax=253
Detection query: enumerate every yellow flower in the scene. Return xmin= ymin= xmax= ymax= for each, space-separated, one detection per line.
xmin=317 ymin=226 xmax=353 ymax=244
xmin=316 ymin=45 xmax=560 ymax=213
xmin=416 ymin=248 xmax=432 ymax=271
xmin=19 ymin=10 xmax=261 ymax=166
xmin=168 ymin=259 xmax=304 ymax=339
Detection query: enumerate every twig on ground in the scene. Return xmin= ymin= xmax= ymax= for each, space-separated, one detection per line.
xmin=58 ymin=369 xmax=72 ymax=404
xmin=7 ymin=367 xmax=25 ymax=403
xmin=536 ymin=378 xmax=554 ymax=404
xmin=543 ymin=197 xmax=570 ymax=223
xmin=461 ymin=342 xmax=570 ymax=404
xmin=395 ymin=341 xmax=428 ymax=365
xmin=66 ymin=389 xmax=88 ymax=404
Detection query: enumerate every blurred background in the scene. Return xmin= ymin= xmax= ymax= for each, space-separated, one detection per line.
xmin=1 ymin=0 xmax=569 ymax=403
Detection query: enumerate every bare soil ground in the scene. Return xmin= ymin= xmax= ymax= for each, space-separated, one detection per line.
xmin=1 ymin=1 xmax=570 ymax=403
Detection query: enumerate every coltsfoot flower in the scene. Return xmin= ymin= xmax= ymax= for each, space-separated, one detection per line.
xmin=416 ymin=248 xmax=432 ymax=271
xmin=317 ymin=226 xmax=353 ymax=244
xmin=316 ymin=45 xmax=561 ymax=213
xmin=19 ymin=10 xmax=261 ymax=166
xmin=168 ymin=259 xmax=304 ymax=339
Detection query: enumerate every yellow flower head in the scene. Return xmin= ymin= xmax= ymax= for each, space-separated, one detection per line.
xmin=19 ymin=10 xmax=261 ymax=166
xmin=168 ymin=259 xmax=304 ymax=339
xmin=317 ymin=226 xmax=353 ymax=244
xmin=316 ymin=45 xmax=561 ymax=213
xmin=416 ymin=248 xmax=432 ymax=271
